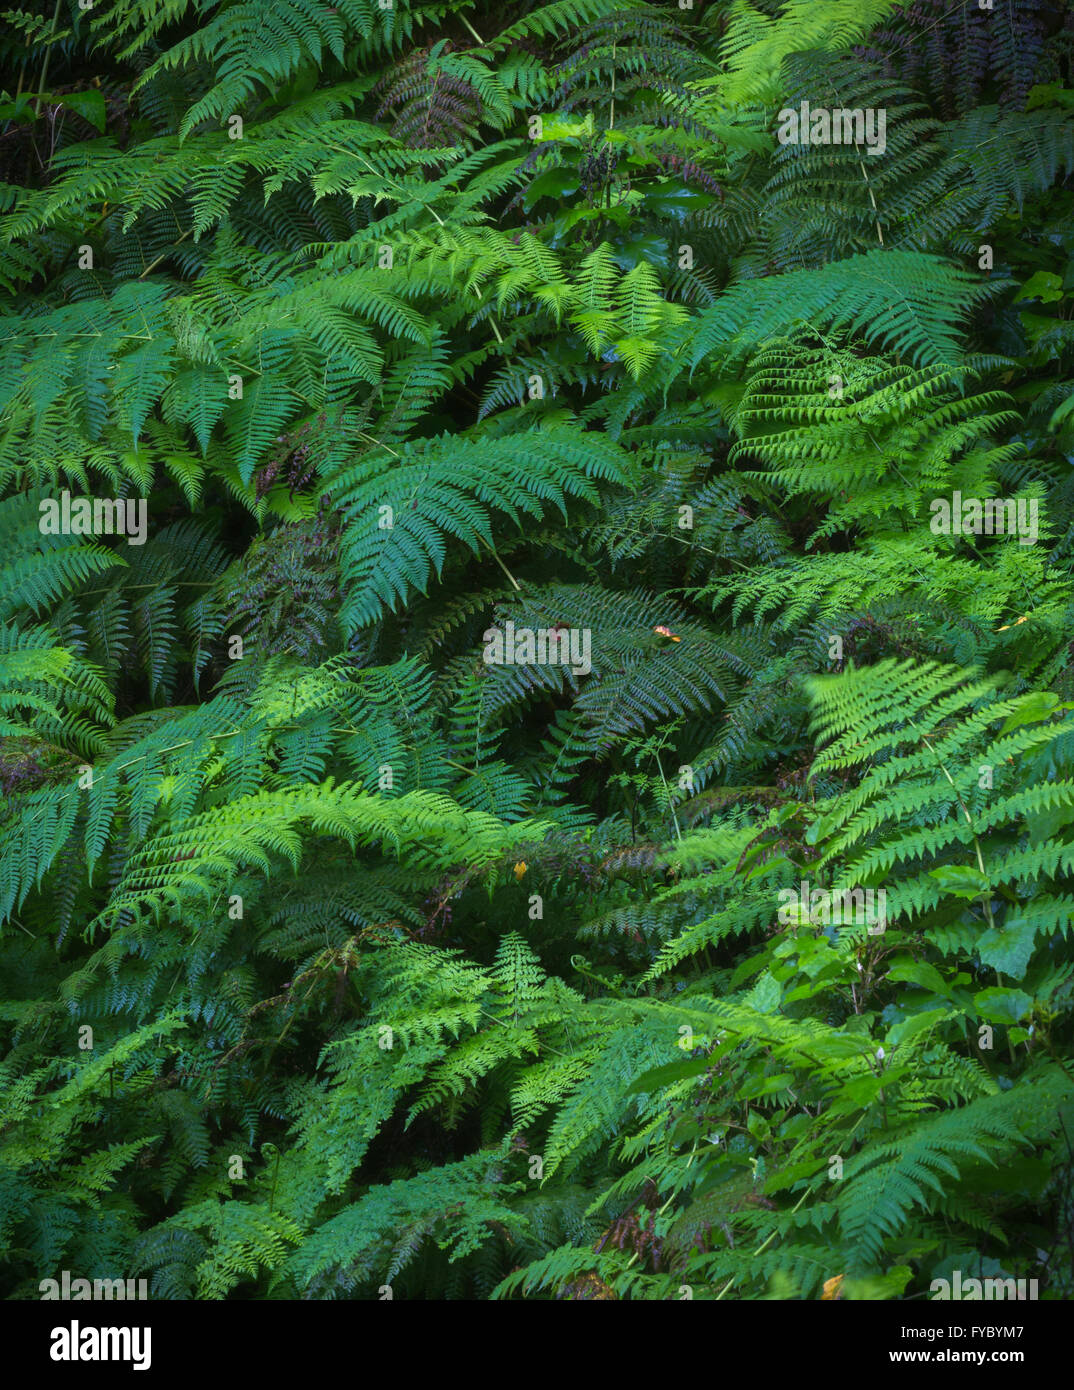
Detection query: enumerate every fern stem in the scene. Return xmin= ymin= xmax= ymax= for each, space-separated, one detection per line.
xmin=1 ymin=55 xmax=28 ymax=140
xmin=459 ymin=13 xmax=485 ymax=46
xmin=267 ymin=1146 xmax=281 ymax=1213
xmin=824 ymin=82 xmax=883 ymax=246
xmin=137 ymin=230 xmax=193 ymax=281
xmin=475 ymin=1008 xmax=577 ymax=1062
xmin=485 ymin=543 xmax=522 ymax=591
xmin=349 ymin=152 xmax=445 ymax=226
xmin=918 ymin=732 xmax=996 ymax=933
xmin=355 ymin=430 xmax=402 ymax=458
xmin=33 ymin=0 xmax=63 ymax=120
xmin=654 ymin=752 xmax=683 ymax=845
xmin=713 ymin=1185 xmax=811 ymax=1300
xmin=656 ymin=1142 xmax=697 ymax=1217
xmin=570 ymin=955 xmax=624 ymax=997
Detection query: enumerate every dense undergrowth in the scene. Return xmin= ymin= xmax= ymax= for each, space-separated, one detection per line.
xmin=2 ymin=0 xmax=1074 ymax=1301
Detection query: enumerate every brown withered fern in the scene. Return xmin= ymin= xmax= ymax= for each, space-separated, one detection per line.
xmin=855 ymin=0 xmax=1069 ymax=118
xmin=374 ymin=44 xmax=483 ymax=149
xmin=212 ymin=506 xmax=345 ymax=665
